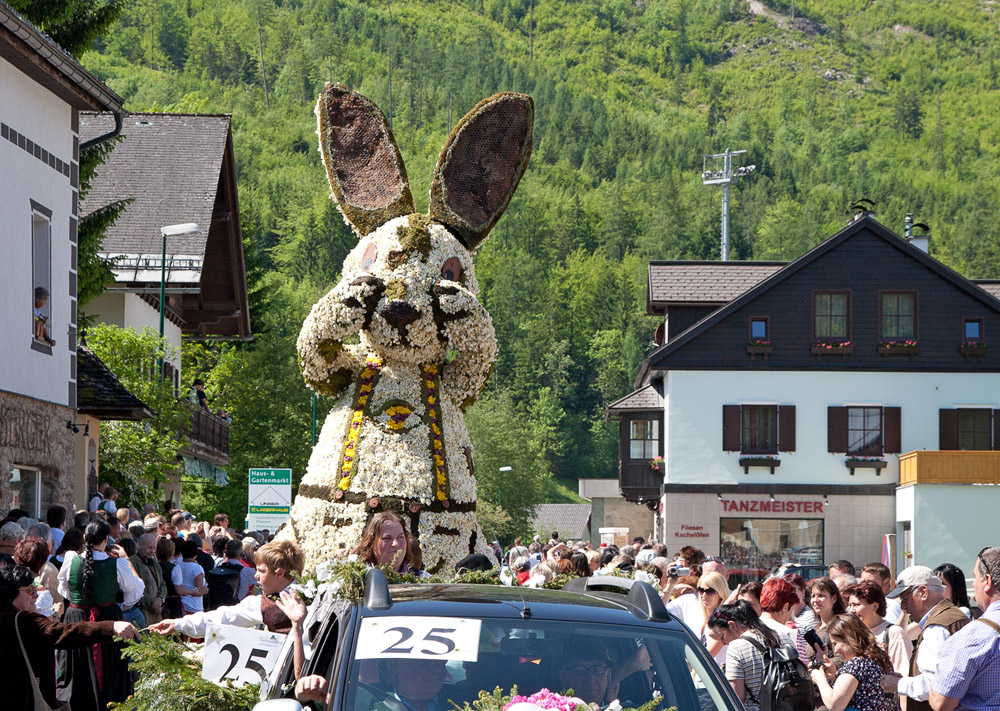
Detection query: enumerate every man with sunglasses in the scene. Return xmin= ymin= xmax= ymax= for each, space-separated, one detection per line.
xmin=881 ymin=565 xmax=970 ymax=711
xmin=929 ymin=547 xmax=1000 ymax=711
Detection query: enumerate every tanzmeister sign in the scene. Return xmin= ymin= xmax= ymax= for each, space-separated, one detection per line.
xmin=720 ymin=499 xmax=824 ymax=513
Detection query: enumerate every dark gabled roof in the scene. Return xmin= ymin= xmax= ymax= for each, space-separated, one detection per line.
xmin=606 ymin=384 xmax=663 ymax=414
xmin=76 ymin=346 xmax=154 ymax=420
xmin=78 ymin=112 xmax=231 ymax=259
xmin=532 ymin=504 xmax=592 ymax=541
xmin=78 ymin=112 xmax=251 ymax=338
xmin=0 ymin=2 xmax=122 ymax=112
xmin=640 ymin=215 xmax=1000 ymax=383
xmin=648 ymin=261 xmax=786 ymax=306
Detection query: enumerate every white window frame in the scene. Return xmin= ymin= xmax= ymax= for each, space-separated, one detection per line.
xmin=11 ymin=465 xmax=42 ymax=518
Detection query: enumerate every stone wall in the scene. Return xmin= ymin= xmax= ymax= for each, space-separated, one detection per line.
xmin=0 ymin=389 xmax=76 ymax=514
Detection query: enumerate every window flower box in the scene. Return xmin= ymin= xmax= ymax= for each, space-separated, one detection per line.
xmin=845 ymin=456 xmax=887 ymax=475
xmin=650 ymin=456 xmax=664 ymax=472
xmin=810 ymin=340 xmax=853 ymax=361
xmin=878 ymin=339 xmax=919 ymax=360
xmin=739 ymin=455 xmax=780 ymax=475
xmin=959 ymin=342 xmax=987 ymax=359
xmin=746 ymin=340 xmax=773 ymax=360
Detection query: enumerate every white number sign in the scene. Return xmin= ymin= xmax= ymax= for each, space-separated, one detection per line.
xmin=202 ymin=624 xmax=288 ymax=686
xmin=355 ymin=616 xmax=481 ymax=662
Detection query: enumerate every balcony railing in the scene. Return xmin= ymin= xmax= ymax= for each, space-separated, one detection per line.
xmin=619 ymin=460 xmax=662 ymax=503
xmin=183 ymin=407 xmax=230 ymax=466
xmin=898 ymin=450 xmax=1000 ymax=486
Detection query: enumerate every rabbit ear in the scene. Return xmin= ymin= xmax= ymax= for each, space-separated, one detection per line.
xmin=428 ymin=92 xmax=533 ymax=250
xmin=316 ymin=83 xmax=415 ymax=236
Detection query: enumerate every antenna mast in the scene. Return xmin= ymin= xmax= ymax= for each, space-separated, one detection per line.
xmin=702 ymin=148 xmax=755 ymax=260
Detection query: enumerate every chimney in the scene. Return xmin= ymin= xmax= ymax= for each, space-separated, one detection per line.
xmin=906 ymin=214 xmax=930 ymax=253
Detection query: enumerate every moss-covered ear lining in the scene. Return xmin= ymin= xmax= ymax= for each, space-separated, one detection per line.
xmin=316 ymin=83 xmax=415 ymax=237
xmin=428 ymin=92 xmax=534 ymax=251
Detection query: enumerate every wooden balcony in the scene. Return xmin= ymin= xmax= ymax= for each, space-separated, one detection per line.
xmin=619 ymin=460 xmax=662 ymax=505
xmin=898 ymin=450 xmax=1000 ymax=486
xmin=182 ymin=406 xmax=231 ymax=468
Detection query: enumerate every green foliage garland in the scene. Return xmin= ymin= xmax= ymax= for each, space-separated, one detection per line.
xmin=110 ymin=633 xmax=259 ymax=711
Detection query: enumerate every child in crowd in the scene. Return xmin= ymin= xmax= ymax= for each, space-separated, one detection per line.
xmin=149 ymin=539 xmax=304 ymax=637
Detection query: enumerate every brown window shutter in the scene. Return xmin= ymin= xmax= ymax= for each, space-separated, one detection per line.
xmin=778 ymin=405 xmax=796 ymax=452
xmin=884 ymin=407 xmax=902 ymax=454
xmin=993 ymin=410 xmax=1000 ymax=451
xmin=939 ymin=409 xmax=958 ymax=450
xmin=723 ymin=405 xmax=741 ymax=451
xmin=828 ymin=406 xmax=848 ymax=452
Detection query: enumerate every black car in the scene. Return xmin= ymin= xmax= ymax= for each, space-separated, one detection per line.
xmin=253 ymin=570 xmax=743 ymax=711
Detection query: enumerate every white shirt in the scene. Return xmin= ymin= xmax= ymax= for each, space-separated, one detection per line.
xmin=761 ymin=615 xmax=797 ymax=648
xmin=50 ymin=527 xmax=65 ymax=550
xmin=88 ymin=495 xmax=104 ymax=513
xmin=171 ymin=594 xmax=266 ymax=638
xmin=885 ymin=596 xmax=903 ymax=624
xmin=56 ymin=550 xmax=145 ymax=608
xmin=896 ymin=608 xmax=953 ymax=701
xmin=667 ymin=593 xmax=706 ymax=632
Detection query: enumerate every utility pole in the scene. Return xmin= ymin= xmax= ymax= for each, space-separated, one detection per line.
xmin=702 ymin=148 xmax=755 ymax=260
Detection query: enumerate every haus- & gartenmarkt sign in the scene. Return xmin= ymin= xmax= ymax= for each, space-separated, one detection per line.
xmin=246 ymin=468 xmax=291 ymax=531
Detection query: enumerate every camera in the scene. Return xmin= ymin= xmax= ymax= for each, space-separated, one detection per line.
xmin=809 ymin=659 xmax=822 ymax=670
xmin=667 ymin=565 xmax=690 ymax=578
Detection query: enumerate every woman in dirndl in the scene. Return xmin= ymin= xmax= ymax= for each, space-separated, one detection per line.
xmin=56 ymin=518 xmax=145 ymax=711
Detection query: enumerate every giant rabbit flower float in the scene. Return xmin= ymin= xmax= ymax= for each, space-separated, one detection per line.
xmin=280 ymin=84 xmax=533 ymax=573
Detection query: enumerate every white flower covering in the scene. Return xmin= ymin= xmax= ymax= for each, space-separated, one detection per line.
xmin=283 ymin=215 xmax=497 ymax=573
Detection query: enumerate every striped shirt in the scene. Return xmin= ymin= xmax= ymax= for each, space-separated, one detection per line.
xmin=933 ymin=600 xmax=1000 ymax=710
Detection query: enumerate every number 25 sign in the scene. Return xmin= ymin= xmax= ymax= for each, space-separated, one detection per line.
xmin=202 ymin=624 xmax=287 ymax=685
xmin=355 ymin=616 xmax=481 ymax=662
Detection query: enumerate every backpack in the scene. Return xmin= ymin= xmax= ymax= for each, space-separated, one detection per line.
xmin=205 ymin=561 xmax=244 ymax=610
xmin=741 ymin=634 xmax=817 ymax=711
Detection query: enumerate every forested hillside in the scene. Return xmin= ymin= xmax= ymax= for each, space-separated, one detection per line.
xmin=77 ymin=0 xmax=1000 ymax=531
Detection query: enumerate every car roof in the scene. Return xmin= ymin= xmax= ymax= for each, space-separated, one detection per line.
xmin=356 ymin=582 xmax=688 ymax=631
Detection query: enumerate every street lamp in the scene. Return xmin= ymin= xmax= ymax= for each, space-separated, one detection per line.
xmin=498 ymin=466 xmax=512 ymax=510
xmin=158 ymin=223 xmax=202 ymax=376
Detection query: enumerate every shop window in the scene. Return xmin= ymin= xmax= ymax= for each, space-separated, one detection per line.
xmin=629 ymin=419 xmax=659 ymax=460
xmin=720 ymin=517 xmax=824 ymax=576
xmin=828 ymin=406 xmax=901 ymax=454
xmin=813 ymin=292 xmax=850 ymax=341
xmin=880 ymin=292 xmax=917 ymax=340
xmin=11 ymin=467 xmax=40 ymax=517
xmin=964 ymin=319 xmax=983 ymax=342
xmin=723 ymin=405 xmax=796 ymax=454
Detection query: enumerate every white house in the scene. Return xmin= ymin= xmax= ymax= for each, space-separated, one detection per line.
xmin=0 ymin=4 xmax=123 ymax=515
xmin=609 ymin=215 xmax=1000 ymax=576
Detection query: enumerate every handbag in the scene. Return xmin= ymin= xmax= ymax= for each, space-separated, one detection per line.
xmin=14 ymin=611 xmax=72 ymax=711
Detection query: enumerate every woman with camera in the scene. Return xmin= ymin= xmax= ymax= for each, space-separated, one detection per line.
xmin=809 ymin=614 xmax=893 ymax=711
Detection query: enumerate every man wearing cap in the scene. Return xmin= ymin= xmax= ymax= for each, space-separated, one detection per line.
xmin=929 ymin=546 xmax=1000 ymax=711
xmin=882 ymin=565 xmax=971 ymax=711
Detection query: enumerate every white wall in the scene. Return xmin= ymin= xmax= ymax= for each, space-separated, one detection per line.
xmin=897 ymin=483 xmax=1000 ymax=578
xmin=86 ymin=292 xmax=182 ymax=370
xmin=0 ymin=56 xmax=75 ymax=406
xmin=663 ymin=370 xmax=1000 ymax=486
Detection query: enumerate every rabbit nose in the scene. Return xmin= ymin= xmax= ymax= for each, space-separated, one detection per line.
xmin=381 ymin=301 xmax=420 ymax=326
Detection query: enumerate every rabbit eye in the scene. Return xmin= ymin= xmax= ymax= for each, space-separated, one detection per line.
xmin=441 ymin=257 xmax=463 ymax=283
xmin=361 ymin=243 xmax=378 ymax=271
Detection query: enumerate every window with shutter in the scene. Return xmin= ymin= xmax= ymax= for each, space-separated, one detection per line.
xmin=939 ymin=409 xmax=959 ymax=450
xmin=957 ymin=409 xmax=991 ymax=450
xmin=828 ymin=406 xmax=848 ymax=453
xmin=847 ymin=407 xmax=884 ymax=455
xmin=741 ymin=405 xmax=778 ymax=454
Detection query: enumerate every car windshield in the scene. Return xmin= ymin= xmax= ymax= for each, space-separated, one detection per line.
xmin=344 ymin=617 xmax=733 ymax=711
